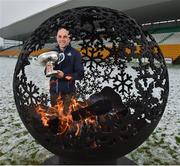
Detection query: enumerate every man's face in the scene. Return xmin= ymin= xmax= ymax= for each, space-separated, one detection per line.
xmin=56 ymin=28 xmax=70 ymax=50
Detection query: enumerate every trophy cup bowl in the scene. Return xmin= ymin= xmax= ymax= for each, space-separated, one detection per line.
xmin=38 ymin=51 xmax=59 ymax=77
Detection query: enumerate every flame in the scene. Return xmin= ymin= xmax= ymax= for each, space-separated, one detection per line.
xmin=36 ymin=105 xmax=49 ymax=126
xmin=35 ymin=95 xmax=94 ymax=137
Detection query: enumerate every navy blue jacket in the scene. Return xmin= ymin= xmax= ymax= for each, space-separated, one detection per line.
xmin=50 ymin=45 xmax=84 ymax=94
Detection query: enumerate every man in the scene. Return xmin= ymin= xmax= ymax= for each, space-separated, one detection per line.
xmin=48 ymin=27 xmax=84 ymax=115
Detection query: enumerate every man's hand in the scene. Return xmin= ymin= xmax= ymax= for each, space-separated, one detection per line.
xmin=55 ymin=70 xmax=64 ymax=79
xmin=65 ymin=75 xmax=73 ymax=80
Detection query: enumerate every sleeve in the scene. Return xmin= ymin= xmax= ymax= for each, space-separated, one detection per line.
xmin=64 ymin=51 xmax=84 ymax=81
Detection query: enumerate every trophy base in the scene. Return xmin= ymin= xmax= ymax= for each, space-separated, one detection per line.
xmin=46 ymin=71 xmax=59 ymax=77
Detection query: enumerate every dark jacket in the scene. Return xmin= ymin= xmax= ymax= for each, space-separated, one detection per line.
xmin=50 ymin=45 xmax=84 ymax=94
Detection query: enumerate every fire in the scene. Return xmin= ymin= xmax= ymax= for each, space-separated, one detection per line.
xmin=36 ymin=105 xmax=49 ymax=126
xmin=35 ymin=95 xmax=95 ymax=136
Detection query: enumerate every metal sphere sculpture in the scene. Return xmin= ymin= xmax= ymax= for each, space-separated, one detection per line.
xmin=13 ymin=6 xmax=169 ymax=161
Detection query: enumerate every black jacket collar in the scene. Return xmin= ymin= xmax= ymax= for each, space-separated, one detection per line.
xmin=56 ymin=44 xmax=71 ymax=53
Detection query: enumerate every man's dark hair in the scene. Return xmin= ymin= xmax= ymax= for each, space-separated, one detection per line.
xmin=58 ymin=26 xmax=70 ymax=33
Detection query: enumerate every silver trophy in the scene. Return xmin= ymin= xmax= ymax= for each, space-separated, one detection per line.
xmin=38 ymin=51 xmax=65 ymax=77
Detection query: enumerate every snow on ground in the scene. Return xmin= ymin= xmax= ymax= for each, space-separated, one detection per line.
xmin=0 ymin=57 xmax=179 ymax=164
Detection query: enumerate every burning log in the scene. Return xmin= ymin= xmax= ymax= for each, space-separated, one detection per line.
xmin=45 ymin=98 xmax=113 ymax=134
xmin=35 ymin=86 xmax=129 ymax=136
xmin=71 ymin=99 xmax=112 ymax=121
xmin=71 ymin=86 xmax=128 ymax=121
xmin=88 ymin=86 xmax=128 ymax=115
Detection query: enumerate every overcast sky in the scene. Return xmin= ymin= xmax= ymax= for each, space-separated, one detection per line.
xmin=0 ymin=0 xmax=67 ymax=28
xmin=0 ymin=0 xmax=67 ymax=45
